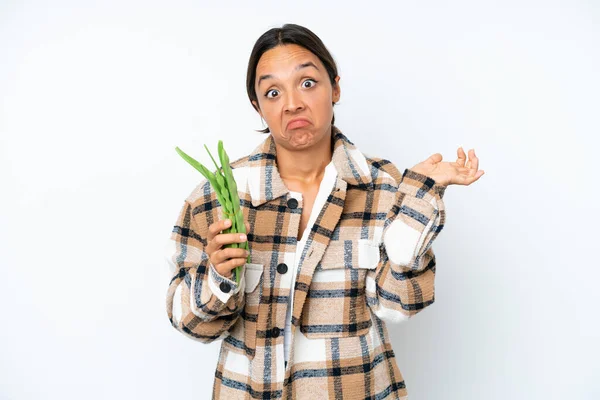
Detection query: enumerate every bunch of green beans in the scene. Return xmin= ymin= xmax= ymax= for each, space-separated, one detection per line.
xmin=175 ymin=141 xmax=249 ymax=284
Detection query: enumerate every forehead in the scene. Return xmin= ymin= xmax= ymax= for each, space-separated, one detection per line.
xmin=255 ymin=44 xmax=323 ymax=77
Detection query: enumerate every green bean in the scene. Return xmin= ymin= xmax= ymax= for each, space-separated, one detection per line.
xmin=217 ymin=140 xmax=246 ymax=281
xmin=175 ymin=143 xmax=249 ymax=284
xmin=205 ymin=144 xmax=227 ymax=190
xmin=218 ymin=141 xmax=242 ymax=228
xmin=175 ymin=147 xmax=220 ymax=189
xmin=218 ymin=141 xmax=239 ymax=198
xmin=205 ymin=144 xmax=232 ymax=214
xmin=220 ymin=186 xmax=231 ymax=205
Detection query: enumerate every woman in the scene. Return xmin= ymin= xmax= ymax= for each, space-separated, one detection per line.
xmin=166 ymin=23 xmax=484 ymax=399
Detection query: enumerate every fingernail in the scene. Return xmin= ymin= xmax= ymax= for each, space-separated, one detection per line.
xmin=240 ymin=234 xmax=247 ymax=241
xmin=245 ymin=250 xmax=250 ymax=256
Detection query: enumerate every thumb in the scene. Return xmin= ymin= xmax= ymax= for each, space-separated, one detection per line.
xmin=427 ymin=153 xmax=443 ymax=164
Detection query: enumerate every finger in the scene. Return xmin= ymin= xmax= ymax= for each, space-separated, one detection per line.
xmin=470 ymin=149 xmax=479 ymax=172
xmin=207 ymin=219 xmax=232 ymax=241
xmin=466 ymin=150 xmax=479 ymax=176
xmin=461 ymin=169 xmax=485 ymax=185
xmin=213 ymin=232 xmax=248 ymax=247
xmin=428 ymin=153 xmax=443 ymax=164
xmin=473 ymin=169 xmax=485 ymax=181
xmin=213 ymin=247 xmax=249 ymax=265
xmin=210 ymin=248 xmax=222 ymax=266
xmin=215 ymin=257 xmax=247 ymax=277
xmin=456 ymin=147 xmax=467 ymax=167
xmin=206 ymin=219 xmax=232 ymax=254
xmin=213 ymin=258 xmax=235 ymax=279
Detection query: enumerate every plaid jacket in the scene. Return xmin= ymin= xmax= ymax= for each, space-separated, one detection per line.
xmin=165 ymin=127 xmax=447 ymax=399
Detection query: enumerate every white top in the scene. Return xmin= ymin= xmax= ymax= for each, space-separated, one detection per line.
xmin=283 ymin=160 xmax=337 ymax=363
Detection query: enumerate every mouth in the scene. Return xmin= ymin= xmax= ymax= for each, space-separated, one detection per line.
xmin=286 ymin=118 xmax=311 ymax=130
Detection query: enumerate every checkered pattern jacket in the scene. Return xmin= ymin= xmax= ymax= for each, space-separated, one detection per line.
xmin=165 ymin=127 xmax=447 ymax=399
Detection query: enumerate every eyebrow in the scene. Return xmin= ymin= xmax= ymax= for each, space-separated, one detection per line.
xmin=257 ymin=61 xmax=319 ymax=86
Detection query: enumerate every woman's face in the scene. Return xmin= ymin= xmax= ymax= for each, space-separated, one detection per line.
xmin=252 ymin=44 xmax=340 ymax=150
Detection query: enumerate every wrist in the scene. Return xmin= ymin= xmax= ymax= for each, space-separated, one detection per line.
xmin=407 ymin=167 xmax=447 ymax=187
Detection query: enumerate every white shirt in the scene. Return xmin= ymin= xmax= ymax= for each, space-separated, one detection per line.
xmin=283 ymin=160 xmax=337 ymax=363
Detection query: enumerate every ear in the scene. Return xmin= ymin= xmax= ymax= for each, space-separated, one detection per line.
xmin=332 ymin=76 xmax=341 ymax=103
xmin=251 ymin=100 xmax=262 ymax=117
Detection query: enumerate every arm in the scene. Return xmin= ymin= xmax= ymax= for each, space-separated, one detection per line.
xmin=366 ymin=168 xmax=447 ymax=323
xmin=165 ymin=199 xmax=247 ymax=342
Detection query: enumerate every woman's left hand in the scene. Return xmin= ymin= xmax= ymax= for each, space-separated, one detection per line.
xmin=410 ymin=147 xmax=484 ymax=187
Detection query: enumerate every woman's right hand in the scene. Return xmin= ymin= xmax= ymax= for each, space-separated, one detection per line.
xmin=205 ymin=219 xmax=250 ymax=279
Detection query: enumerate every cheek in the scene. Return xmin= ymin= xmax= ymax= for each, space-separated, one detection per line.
xmin=313 ymin=89 xmax=334 ymax=117
xmin=260 ymin=104 xmax=278 ymax=122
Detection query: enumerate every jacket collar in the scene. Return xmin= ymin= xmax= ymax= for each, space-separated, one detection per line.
xmin=246 ymin=126 xmax=373 ymax=207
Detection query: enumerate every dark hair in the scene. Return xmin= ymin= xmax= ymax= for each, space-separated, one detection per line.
xmin=246 ymin=24 xmax=339 ymax=134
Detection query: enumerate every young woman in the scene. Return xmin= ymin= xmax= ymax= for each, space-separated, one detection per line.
xmin=166 ymin=23 xmax=484 ymax=399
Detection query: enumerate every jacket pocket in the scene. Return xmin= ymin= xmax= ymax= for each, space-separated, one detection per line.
xmin=244 ymin=262 xmax=264 ymax=294
xmin=223 ymin=262 xmax=263 ymax=359
xmin=300 ymin=240 xmax=380 ymax=339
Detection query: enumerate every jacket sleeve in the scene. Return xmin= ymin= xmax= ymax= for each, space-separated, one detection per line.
xmin=366 ymin=168 xmax=447 ymax=323
xmin=165 ymin=199 xmax=247 ymax=343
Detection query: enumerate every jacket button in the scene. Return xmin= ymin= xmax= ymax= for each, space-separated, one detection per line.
xmin=219 ymin=281 xmax=231 ymax=293
xmin=272 ymin=327 xmax=280 ymax=338
xmin=287 ymin=198 xmax=298 ymax=209
xmin=277 ymin=263 xmax=288 ymax=274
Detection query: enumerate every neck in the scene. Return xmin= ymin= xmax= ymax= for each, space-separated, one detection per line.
xmin=275 ymin=130 xmax=333 ymax=186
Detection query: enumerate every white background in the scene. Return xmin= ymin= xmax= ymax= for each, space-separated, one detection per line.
xmin=1 ymin=1 xmax=598 ymax=399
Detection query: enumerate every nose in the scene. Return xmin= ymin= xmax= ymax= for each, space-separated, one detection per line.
xmin=283 ymin=89 xmax=304 ymax=113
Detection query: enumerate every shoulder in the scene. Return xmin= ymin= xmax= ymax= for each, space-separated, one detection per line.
xmin=336 ymin=128 xmax=403 ymax=188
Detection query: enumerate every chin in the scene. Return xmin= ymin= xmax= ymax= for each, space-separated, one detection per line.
xmin=276 ymin=128 xmax=314 ymax=146
xmin=289 ymin=137 xmax=314 ymax=149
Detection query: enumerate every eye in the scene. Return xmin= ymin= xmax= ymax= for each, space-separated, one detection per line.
xmin=302 ymin=78 xmax=317 ymax=89
xmin=265 ymin=89 xmax=279 ymax=99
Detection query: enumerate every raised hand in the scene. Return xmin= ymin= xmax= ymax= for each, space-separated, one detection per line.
xmin=410 ymin=147 xmax=484 ymax=187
